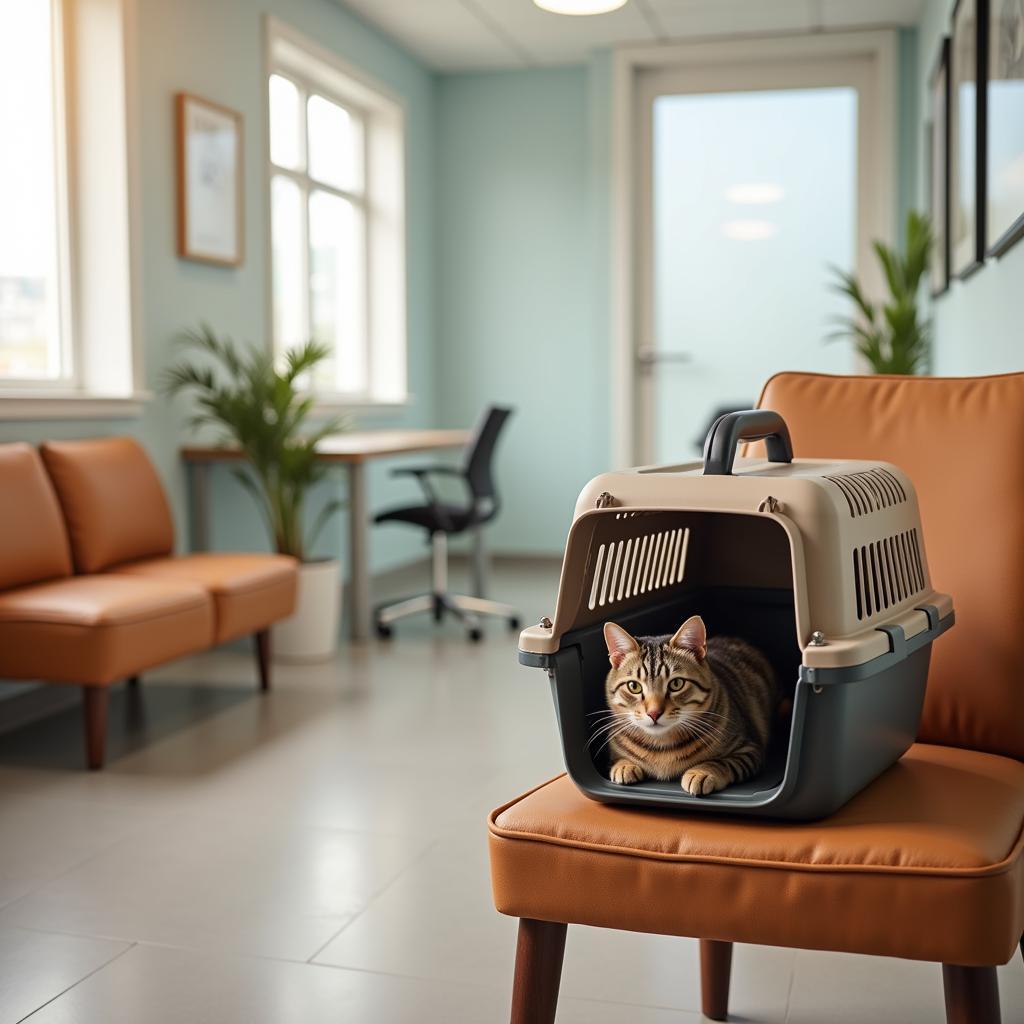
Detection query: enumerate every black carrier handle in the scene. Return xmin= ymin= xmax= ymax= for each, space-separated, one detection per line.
xmin=702 ymin=409 xmax=794 ymax=476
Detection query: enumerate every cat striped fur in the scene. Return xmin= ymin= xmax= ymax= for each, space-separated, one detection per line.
xmin=600 ymin=616 xmax=776 ymax=796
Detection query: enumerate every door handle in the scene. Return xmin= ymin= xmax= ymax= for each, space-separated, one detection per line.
xmin=636 ymin=348 xmax=693 ymax=366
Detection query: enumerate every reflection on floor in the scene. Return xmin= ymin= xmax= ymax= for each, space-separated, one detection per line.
xmin=0 ymin=558 xmax=1021 ymax=1023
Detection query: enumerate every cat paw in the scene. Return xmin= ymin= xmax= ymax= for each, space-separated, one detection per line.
xmin=610 ymin=760 xmax=645 ymax=785
xmin=682 ymin=766 xmax=728 ymax=796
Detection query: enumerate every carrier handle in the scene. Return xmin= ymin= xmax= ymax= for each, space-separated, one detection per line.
xmin=702 ymin=409 xmax=794 ymax=476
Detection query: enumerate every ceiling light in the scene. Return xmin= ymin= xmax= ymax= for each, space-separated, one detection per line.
xmin=533 ymin=0 xmax=628 ymax=15
xmin=724 ymin=183 xmax=785 ymax=204
xmin=721 ymin=219 xmax=779 ymax=241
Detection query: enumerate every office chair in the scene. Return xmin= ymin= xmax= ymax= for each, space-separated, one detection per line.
xmin=373 ymin=406 xmax=520 ymax=642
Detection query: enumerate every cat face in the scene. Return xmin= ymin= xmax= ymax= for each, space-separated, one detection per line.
xmin=603 ymin=617 xmax=714 ymax=745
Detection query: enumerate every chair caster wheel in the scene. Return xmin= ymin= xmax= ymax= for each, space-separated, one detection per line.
xmin=376 ymin=623 xmax=393 ymax=639
xmin=508 ymin=616 xmax=521 ymax=631
xmin=468 ymin=627 xmax=483 ymax=643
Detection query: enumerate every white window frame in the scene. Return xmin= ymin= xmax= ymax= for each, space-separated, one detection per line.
xmin=0 ymin=0 xmax=146 ymax=420
xmin=268 ymin=73 xmax=372 ymax=396
xmin=0 ymin=0 xmax=75 ymax=391
xmin=265 ymin=17 xmax=408 ymax=411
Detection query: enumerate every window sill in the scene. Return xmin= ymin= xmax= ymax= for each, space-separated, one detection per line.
xmin=311 ymin=394 xmax=413 ymax=418
xmin=0 ymin=390 xmax=152 ymax=421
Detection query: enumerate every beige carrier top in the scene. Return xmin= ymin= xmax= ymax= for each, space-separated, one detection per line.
xmin=519 ymin=440 xmax=953 ymax=671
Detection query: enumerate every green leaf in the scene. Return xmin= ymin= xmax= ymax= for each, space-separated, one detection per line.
xmin=165 ymin=325 xmax=347 ymax=559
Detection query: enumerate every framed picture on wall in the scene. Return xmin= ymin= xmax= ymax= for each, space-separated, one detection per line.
xmin=987 ymin=0 xmax=1024 ymax=256
xmin=175 ymin=93 xmax=243 ymax=266
xmin=929 ymin=37 xmax=952 ymax=295
xmin=950 ymin=0 xmax=989 ymax=278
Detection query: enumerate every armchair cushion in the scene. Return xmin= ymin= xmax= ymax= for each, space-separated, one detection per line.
xmin=0 ymin=576 xmax=213 ymax=685
xmin=489 ymin=744 xmax=1024 ymax=966
xmin=111 ymin=553 xmax=297 ymax=644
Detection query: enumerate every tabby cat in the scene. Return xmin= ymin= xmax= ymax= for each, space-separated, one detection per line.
xmin=599 ymin=616 xmax=776 ymax=796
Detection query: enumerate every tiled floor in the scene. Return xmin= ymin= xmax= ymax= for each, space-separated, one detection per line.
xmin=0 ymin=559 xmax=1021 ymax=1023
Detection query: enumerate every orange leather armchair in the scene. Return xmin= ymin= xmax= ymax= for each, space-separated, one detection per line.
xmin=0 ymin=437 xmax=297 ymax=769
xmin=488 ymin=372 xmax=1024 ymax=1024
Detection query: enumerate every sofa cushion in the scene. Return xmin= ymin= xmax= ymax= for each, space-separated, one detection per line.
xmin=489 ymin=745 xmax=1024 ymax=966
xmin=40 ymin=437 xmax=175 ymax=573
xmin=0 ymin=576 xmax=214 ymax=685
xmin=0 ymin=443 xmax=72 ymax=590
xmin=112 ymin=553 xmax=297 ymax=643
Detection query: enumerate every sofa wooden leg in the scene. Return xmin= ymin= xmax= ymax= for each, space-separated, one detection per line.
xmin=942 ymin=964 xmax=1000 ymax=1024
xmin=254 ymin=630 xmax=271 ymax=692
xmin=510 ymin=918 xmax=567 ymax=1024
xmin=83 ymin=685 xmax=109 ymax=770
xmin=700 ymin=939 xmax=733 ymax=1021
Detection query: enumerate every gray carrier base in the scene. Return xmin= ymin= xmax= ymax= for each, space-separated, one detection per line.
xmin=518 ymin=411 xmax=955 ymax=820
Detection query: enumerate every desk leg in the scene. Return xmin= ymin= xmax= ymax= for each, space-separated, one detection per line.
xmin=189 ymin=462 xmax=210 ymax=552
xmin=472 ymin=526 xmax=488 ymax=599
xmin=348 ymin=461 xmax=370 ymax=642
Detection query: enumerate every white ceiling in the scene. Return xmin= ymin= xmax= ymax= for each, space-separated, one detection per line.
xmin=336 ymin=0 xmax=927 ymax=71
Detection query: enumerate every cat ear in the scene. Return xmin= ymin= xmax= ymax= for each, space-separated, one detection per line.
xmin=670 ymin=615 xmax=707 ymax=662
xmin=603 ymin=622 xmax=639 ymax=668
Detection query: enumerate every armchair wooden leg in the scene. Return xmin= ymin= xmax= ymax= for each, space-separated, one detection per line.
xmin=510 ymin=918 xmax=567 ymax=1024
xmin=942 ymin=964 xmax=1000 ymax=1024
xmin=254 ymin=630 xmax=271 ymax=692
xmin=700 ymin=939 xmax=733 ymax=1021
xmin=83 ymin=685 xmax=109 ymax=770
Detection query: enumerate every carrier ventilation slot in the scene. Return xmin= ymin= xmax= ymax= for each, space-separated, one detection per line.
xmin=826 ymin=469 xmax=907 ymax=518
xmin=853 ymin=528 xmax=925 ymax=620
xmin=587 ymin=527 xmax=689 ymax=610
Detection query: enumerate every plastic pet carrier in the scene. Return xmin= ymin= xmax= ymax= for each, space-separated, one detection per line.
xmin=518 ymin=411 xmax=954 ymax=820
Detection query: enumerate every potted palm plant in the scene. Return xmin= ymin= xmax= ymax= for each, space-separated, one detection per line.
xmin=828 ymin=210 xmax=933 ymax=375
xmin=164 ymin=326 xmax=346 ymax=660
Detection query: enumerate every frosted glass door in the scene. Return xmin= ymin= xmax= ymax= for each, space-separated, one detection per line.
xmin=646 ymin=86 xmax=859 ymax=465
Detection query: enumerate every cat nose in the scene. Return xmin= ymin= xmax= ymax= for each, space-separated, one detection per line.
xmin=648 ymin=709 xmax=662 ymax=723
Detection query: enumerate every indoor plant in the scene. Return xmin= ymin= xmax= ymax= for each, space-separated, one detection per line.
xmin=828 ymin=210 xmax=933 ymax=375
xmin=164 ymin=326 xmax=346 ymax=660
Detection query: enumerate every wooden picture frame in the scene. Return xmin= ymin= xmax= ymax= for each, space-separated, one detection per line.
xmin=986 ymin=0 xmax=1024 ymax=257
xmin=929 ymin=37 xmax=952 ymax=296
xmin=175 ymin=93 xmax=243 ymax=266
xmin=950 ymin=0 xmax=989 ymax=279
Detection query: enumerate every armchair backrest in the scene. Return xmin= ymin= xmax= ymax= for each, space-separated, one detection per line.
xmin=0 ymin=443 xmax=73 ymax=591
xmin=40 ymin=437 xmax=175 ymax=573
xmin=756 ymin=371 xmax=1024 ymax=760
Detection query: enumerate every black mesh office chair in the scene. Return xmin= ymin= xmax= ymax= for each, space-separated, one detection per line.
xmin=373 ymin=406 xmax=520 ymax=642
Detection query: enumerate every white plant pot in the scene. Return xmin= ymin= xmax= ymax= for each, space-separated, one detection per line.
xmin=272 ymin=559 xmax=342 ymax=662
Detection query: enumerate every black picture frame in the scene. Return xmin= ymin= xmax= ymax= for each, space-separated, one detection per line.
xmin=929 ymin=37 xmax=952 ymax=296
xmin=950 ymin=0 xmax=989 ymax=279
xmin=986 ymin=0 xmax=1024 ymax=257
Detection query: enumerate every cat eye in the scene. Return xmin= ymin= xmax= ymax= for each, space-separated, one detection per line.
xmin=625 ymin=680 xmax=643 ymax=694
xmin=668 ymin=678 xmax=687 ymax=692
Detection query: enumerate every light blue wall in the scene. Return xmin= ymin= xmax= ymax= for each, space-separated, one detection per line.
xmin=1 ymin=0 xmax=440 ymax=578
xmin=914 ymin=0 xmax=1024 ymax=374
xmin=435 ymin=64 xmax=610 ymax=556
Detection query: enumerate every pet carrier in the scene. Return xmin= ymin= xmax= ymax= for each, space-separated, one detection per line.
xmin=519 ymin=410 xmax=954 ymax=820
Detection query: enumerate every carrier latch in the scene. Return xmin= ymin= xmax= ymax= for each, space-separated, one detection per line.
xmin=758 ymin=495 xmax=783 ymax=514
xmin=595 ymin=491 xmax=618 ymax=509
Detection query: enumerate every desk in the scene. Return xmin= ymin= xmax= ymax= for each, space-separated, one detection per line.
xmin=181 ymin=429 xmax=471 ymax=642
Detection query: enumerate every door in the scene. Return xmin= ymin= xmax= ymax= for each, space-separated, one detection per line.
xmin=635 ymin=54 xmax=891 ymax=465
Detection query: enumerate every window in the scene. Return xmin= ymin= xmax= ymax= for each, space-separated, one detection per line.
xmin=267 ymin=20 xmax=407 ymax=404
xmin=0 ymin=0 xmax=141 ymax=419
xmin=0 ymin=0 xmax=70 ymax=384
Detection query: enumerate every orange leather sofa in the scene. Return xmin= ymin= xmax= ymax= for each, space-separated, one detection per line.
xmin=0 ymin=437 xmax=297 ymax=770
xmin=489 ymin=372 xmax=1024 ymax=1024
